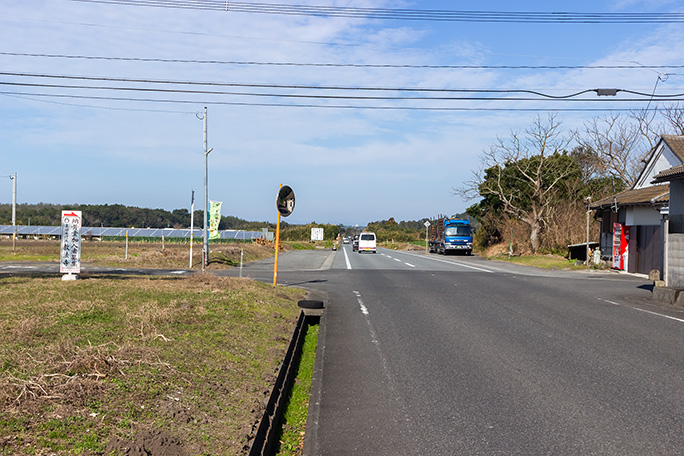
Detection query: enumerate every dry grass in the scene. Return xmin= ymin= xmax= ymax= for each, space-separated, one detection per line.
xmin=0 ymin=274 xmax=306 ymax=455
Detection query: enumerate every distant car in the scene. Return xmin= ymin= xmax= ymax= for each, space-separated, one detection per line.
xmin=343 ymin=237 xmax=350 ymax=244
xmin=358 ymin=232 xmax=377 ymax=253
xmin=352 ymin=235 xmax=359 ymax=251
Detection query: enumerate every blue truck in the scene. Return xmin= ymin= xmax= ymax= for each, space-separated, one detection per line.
xmin=428 ymin=217 xmax=473 ymax=255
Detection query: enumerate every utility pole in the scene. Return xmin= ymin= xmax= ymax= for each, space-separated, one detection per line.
xmin=189 ymin=189 xmax=195 ymax=269
xmin=586 ymin=197 xmax=592 ymax=266
xmin=11 ymin=173 xmax=16 ymax=251
xmin=196 ymin=107 xmax=212 ymax=271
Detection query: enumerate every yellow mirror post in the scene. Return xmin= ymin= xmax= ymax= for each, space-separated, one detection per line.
xmin=273 ymin=184 xmax=283 ymax=287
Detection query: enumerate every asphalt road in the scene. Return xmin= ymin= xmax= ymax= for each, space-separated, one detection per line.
xmin=227 ymin=245 xmax=684 ymax=455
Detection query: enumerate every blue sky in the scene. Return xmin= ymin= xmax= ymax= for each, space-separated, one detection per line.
xmin=2 ymin=0 xmax=684 ymax=226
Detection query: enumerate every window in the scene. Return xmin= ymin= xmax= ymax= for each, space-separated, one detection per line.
xmin=445 ymin=226 xmax=471 ymax=236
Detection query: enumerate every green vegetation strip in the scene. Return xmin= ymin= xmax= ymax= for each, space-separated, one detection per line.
xmin=0 ymin=274 xmax=306 ymax=455
xmin=276 ymin=324 xmax=319 ymax=456
xmin=489 ymin=254 xmax=598 ymax=270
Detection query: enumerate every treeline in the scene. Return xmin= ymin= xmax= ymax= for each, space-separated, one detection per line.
xmin=0 ymin=202 xmax=452 ymax=243
xmin=0 ymin=203 xmax=356 ymax=241
xmin=0 ymin=203 xmax=274 ymax=231
xmin=458 ymin=108 xmax=684 ymax=254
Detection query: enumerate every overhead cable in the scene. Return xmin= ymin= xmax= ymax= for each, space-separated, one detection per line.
xmin=2 ymin=72 xmax=684 ymax=99
xmin=71 ymin=0 xmax=684 ymax=23
xmin=3 ymin=81 xmax=684 ymax=103
xmin=0 ymin=90 xmax=668 ymax=112
xmin=2 ymin=52 xmax=684 ymax=71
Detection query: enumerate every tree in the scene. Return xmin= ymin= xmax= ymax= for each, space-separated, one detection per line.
xmin=576 ymin=105 xmax=684 ymax=188
xmin=459 ymin=114 xmax=576 ymax=253
xmin=577 ymin=113 xmax=642 ymax=187
xmin=660 ymin=103 xmax=684 ymax=135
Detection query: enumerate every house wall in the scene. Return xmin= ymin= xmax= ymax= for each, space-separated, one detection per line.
xmin=666 ymin=179 xmax=684 ymax=287
xmin=635 ymin=143 xmax=681 ymax=189
xmin=625 ymin=206 xmax=662 ymax=226
xmin=667 ymin=233 xmax=684 ymax=288
xmin=671 ymin=180 xmax=684 ymax=215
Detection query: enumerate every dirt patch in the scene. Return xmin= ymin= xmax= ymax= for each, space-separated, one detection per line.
xmin=104 ymin=428 xmax=188 ymax=456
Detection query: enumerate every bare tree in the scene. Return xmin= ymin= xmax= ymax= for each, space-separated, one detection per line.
xmin=458 ymin=113 xmax=576 ymax=253
xmin=577 ymin=113 xmax=642 ymax=187
xmin=630 ymin=107 xmax=663 ymax=164
xmin=660 ymin=103 xmax=684 ymax=135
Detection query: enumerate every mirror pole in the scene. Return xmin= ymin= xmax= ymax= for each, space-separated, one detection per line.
xmin=273 ymin=184 xmax=283 ymax=287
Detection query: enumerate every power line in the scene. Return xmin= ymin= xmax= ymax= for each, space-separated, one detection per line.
xmin=1 ymin=90 xmax=668 ymax=112
xmin=71 ymin=0 xmax=684 ymax=23
xmin=1 ymin=92 xmax=195 ymax=113
xmin=0 ymin=14 xmax=361 ymax=48
xmin=3 ymin=52 xmax=684 ymax=71
xmin=3 ymin=72 xmax=684 ymax=100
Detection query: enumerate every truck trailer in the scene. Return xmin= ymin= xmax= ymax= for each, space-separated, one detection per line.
xmin=428 ymin=217 xmax=473 ymax=255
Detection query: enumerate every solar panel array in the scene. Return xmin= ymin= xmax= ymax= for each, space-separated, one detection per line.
xmin=0 ymin=225 xmax=269 ymax=240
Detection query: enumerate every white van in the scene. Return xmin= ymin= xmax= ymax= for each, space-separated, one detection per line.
xmin=357 ymin=232 xmax=377 ymax=253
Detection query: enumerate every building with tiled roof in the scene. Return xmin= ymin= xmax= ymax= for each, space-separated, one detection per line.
xmin=590 ymin=135 xmax=684 ymax=276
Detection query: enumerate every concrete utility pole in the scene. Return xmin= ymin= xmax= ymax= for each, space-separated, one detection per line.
xmin=189 ymin=189 xmax=195 ymax=269
xmin=11 ymin=173 xmax=16 ymax=251
xmin=586 ymin=197 xmax=592 ymax=266
xmin=196 ymin=107 xmax=212 ymax=271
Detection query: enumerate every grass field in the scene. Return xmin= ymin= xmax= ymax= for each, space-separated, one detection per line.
xmin=0 ymin=240 xmax=310 ymax=455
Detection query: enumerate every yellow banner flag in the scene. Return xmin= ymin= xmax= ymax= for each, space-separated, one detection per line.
xmin=209 ymin=201 xmax=222 ymax=240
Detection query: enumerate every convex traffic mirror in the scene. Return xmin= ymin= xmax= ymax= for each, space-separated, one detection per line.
xmin=276 ymin=185 xmax=295 ymax=217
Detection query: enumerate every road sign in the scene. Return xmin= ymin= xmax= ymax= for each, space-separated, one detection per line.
xmin=60 ymin=211 xmax=82 ymax=274
xmin=311 ymin=227 xmax=324 ymax=241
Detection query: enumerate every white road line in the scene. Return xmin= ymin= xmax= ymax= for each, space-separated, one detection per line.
xmin=343 ymin=247 xmax=352 ymax=270
xmin=394 ymin=258 xmax=401 ymax=262
xmin=635 ymin=308 xmax=684 ymax=323
xmin=353 ymin=290 xmax=369 ymax=315
xmin=397 ymin=250 xmax=494 ymax=273
xmin=598 ymin=297 xmax=684 ymax=323
xmin=349 ymin=289 xmax=414 ymax=434
xmin=405 ymin=263 xmax=416 ymax=268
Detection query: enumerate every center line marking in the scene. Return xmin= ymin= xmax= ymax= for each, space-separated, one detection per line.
xmin=353 ymin=290 xmax=369 ymax=315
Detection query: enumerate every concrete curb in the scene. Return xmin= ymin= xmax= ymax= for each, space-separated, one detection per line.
xmin=652 ymin=286 xmax=684 ymax=306
xmin=302 ymin=296 xmax=327 ymax=456
xmin=249 ymin=298 xmax=325 ymax=456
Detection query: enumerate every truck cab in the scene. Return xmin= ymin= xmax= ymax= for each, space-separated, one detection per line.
xmin=429 ymin=217 xmax=473 ymax=255
xmin=442 ymin=220 xmax=472 ymax=255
